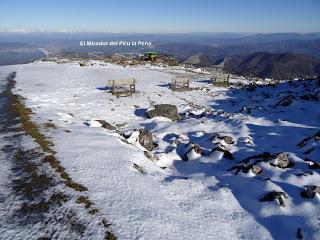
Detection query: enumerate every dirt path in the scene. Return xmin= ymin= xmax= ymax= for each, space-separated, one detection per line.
xmin=0 ymin=72 xmax=116 ymax=240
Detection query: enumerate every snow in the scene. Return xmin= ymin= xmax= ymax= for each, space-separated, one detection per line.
xmin=1 ymin=60 xmax=319 ymax=239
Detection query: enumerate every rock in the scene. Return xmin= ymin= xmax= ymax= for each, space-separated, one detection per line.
xmin=138 ymin=129 xmax=153 ymax=151
xmin=188 ymin=109 xmax=206 ymax=118
xmin=95 ymin=120 xmax=116 ymax=130
xmin=191 ymin=143 xmax=202 ymax=155
xmin=215 ymin=145 xmax=234 ymax=160
xmin=177 ymin=132 xmax=189 ymax=143
xmin=246 ymin=83 xmax=256 ymax=91
xmin=240 ymin=106 xmax=252 ymax=113
xmin=126 ymin=128 xmax=154 ymax=151
xmin=276 ymin=95 xmax=294 ymax=107
xmin=301 ymin=185 xmax=320 ymax=199
xmin=240 ymin=152 xmax=274 ymax=165
xmin=229 ymin=163 xmax=250 ymax=174
xmin=296 ymin=228 xmax=303 ymax=240
xmin=182 ymin=143 xmax=202 ymax=161
xmin=115 ymin=122 xmax=127 ymax=128
xmin=229 ymin=164 xmax=262 ymax=175
xmin=144 ymin=151 xmax=159 ymax=162
xmin=260 ymin=152 xmax=275 ymax=161
xmin=244 ymin=137 xmax=254 ymax=145
xmin=274 ymin=153 xmax=291 ymax=168
xmin=251 ymin=165 xmax=262 ymax=175
xmin=223 ymin=136 xmax=234 ymax=144
xmin=146 ymin=104 xmax=180 ymax=121
xmin=309 ymin=161 xmax=320 ymax=169
xmin=152 ymin=142 xmax=159 ymax=149
xmin=132 ymin=163 xmax=144 ymax=173
xmin=259 ymin=191 xmax=287 ymax=207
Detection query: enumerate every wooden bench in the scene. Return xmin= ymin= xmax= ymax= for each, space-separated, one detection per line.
xmin=211 ymin=75 xmax=230 ymax=87
xmin=171 ymin=76 xmax=190 ymax=91
xmin=108 ymin=78 xmax=136 ymax=97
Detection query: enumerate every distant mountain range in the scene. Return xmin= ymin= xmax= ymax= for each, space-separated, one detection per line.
xmin=179 ymin=51 xmax=320 ymax=79
xmin=1 ymin=32 xmax=320 ymax=79
xmin=220 ymin=52 xmax=320 ymax=79
xmin=153 ymin=38 xmax=320 ymax=61
xmin=151 ymin=35 xmax=320 ymax=79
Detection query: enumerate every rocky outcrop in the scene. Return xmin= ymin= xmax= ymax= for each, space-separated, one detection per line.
xmin=223 ymin=52 xmax=320 ymax=80
xmin=223 ymin=136 xmax=234 ymax=145
xmin=259 ymin=191 xmax=288 ymax=207
xmin=251 ymin=165 xmax=262 ymax=175
xmin=271 ymin=153 xmax=291 ymax=168
xmin=146 ymin=104 xmax=180 ymax=121
xmin=138 ymin=129 xmax=153 ymax=151
xmin=300 ymin=186 xmax=320 ymax=199
xmin=182 ymin=142 xmax=202 ymax=161
xmin=126 ymin=128 xmax=154 ymax=151
xmin=95 ymin=120 xmax=116 ymax=130
xmin=229 ymin=163 xmax=262 ymax=175
xmin=213 ymin=145 xmax=234 ymax=160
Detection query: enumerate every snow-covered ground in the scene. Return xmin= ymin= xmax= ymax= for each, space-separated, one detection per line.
xmin=1 ymin=60 xmax=319 ymax=239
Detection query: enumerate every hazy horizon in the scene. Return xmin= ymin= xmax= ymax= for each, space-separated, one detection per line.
xmin=1 ymin=0 xmax=319 ymax=33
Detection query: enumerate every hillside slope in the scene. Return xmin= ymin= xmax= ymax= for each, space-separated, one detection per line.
xmin=1 ymin=60 xmax=319 ymax=239
xmin=222 ymin=52 xmax=320 ymax=79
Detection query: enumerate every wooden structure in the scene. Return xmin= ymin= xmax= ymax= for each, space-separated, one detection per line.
xmin=171 ymin=76 xmax=190 ymax=91
xmin=211 ymin=74 xmax=230 ymax=87
xmin=143 ymin=52 xmax=157 ymax=61
xmin=108 ymin=78 xmax=136 ymax=97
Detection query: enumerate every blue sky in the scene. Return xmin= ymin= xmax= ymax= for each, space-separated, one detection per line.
xmin=0 ymin=0 xmax=319 ymax=33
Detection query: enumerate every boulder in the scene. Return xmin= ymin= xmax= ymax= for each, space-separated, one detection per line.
xmin=182 ymin=143 xmax=202 ymax=161
xmin=301 ymin=185 xmax=320 ymax=199
xmin=146 ymin=104 xmax=180 ymax=121
xmin=215 ymin=145 xmax=234 ymax=160
xmin=126 ymin=128 xmax=154 ymax=151
xmin=274 ymin=153 xmax=290 ymax=168
xmin=223 ymin=136 xmax=234 ymax=144
xmin=138 ymin=129 xmax=153 ymax=151
xmin=259 ymin=191 xmax=287 ymax=207
xmin=251 ymin=165 xmax=262 ymax=175
xmin=95 ymin=120 xmax=116 ymax=130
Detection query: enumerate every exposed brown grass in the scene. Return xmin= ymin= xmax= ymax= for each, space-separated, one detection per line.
xmin=76 ymin=196 xmax=92 ymax=209
xmin=7 ymin=75 xmax=116 ymax=239
xmin=43 ymin=122 xmax=57 ymax=129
